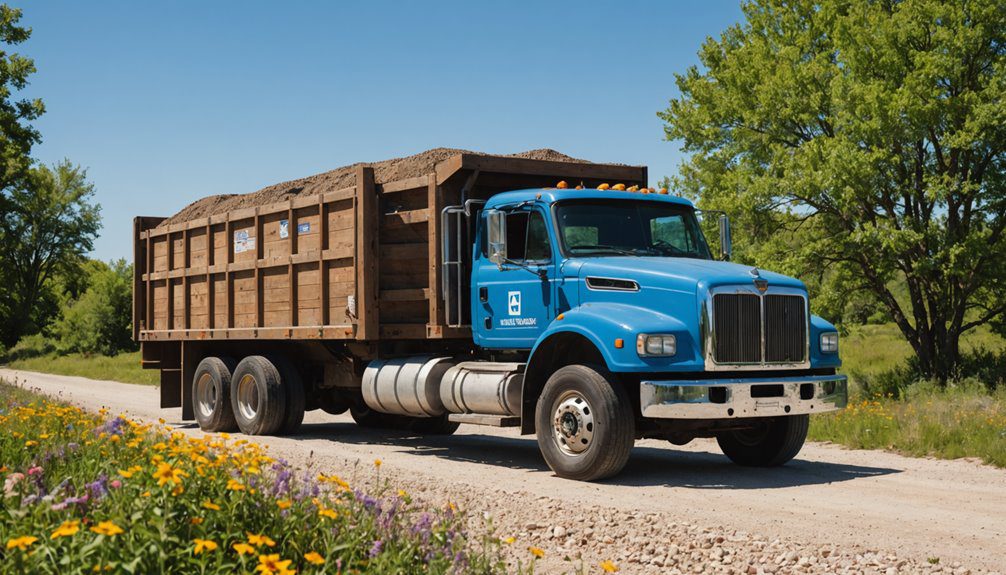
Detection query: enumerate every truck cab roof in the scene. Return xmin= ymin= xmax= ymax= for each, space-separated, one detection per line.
xmin=485 ymin=188 xmax=697 ymax=210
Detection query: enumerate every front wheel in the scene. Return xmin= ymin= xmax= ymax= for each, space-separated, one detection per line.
xmin=535 ymin=365 xmax=635 ymax=481
xmin=716 ymin=414 xmax=809 ymax=467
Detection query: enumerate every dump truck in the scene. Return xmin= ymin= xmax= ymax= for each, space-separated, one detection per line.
xmin=133 ymin=151 xmax=847 ymax=481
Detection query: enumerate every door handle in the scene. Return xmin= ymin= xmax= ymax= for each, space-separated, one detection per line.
xmin=479 ymin=287 xmax=488 ymax=303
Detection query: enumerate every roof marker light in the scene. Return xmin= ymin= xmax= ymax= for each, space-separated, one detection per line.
xmin=556 ymin=180 xmax=569 ymax=189
xmin=612 ymin=183 xmax=626 ymax=191
xmin=597 ymin=183 xmax=610 ymax=190
xmin=627 ymin=185 xmax=639 ymax=192
xmin=658 ymin=188 xmax=669 ymax=195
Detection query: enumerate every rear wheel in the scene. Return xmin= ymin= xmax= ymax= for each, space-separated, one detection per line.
xmin=231 ymin=356 xmax=286 ymax=436
xmin=716 ymin=414 xmax=809 ymax=466
xmin=270 ymin=355 xmax=305 ymax=435
xmin=535 ymin=365 xmax=635 ymax=481
xmin=192 ymin=357 xmax=238 ymax=432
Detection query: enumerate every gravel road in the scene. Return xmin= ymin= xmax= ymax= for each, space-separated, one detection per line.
xmin=3 ymin=368 xmax=1003 ymax=575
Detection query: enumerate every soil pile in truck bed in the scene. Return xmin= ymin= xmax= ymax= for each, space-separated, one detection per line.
xmin=159 ymin=147 xmax=588 ymax=227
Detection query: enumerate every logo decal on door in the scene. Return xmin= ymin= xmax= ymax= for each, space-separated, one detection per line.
xmin=507 ymin=291 xmax=521 ymax=316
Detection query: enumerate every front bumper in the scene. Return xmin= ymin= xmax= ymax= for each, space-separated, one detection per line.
xmin=640 ymin=374 xmax=847 ymax=419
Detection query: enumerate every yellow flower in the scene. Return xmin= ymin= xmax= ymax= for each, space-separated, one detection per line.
xmin=190 ymin=517 xmax=204 ymax=525
xmin=51 ymin=520 xmax=80 ymax=539
xmin=193 ymin=539 xmax=218 ymax=554
xmin=90 ymin=521 xmax=124 ymax=537
xmin=529 ymin=546 xmax=545 ymax=558
xmin=247 ymin=533 xmax=276 ymax=548
xmin=397 ymin=489 xmax=408 ymax=498
xmin=152 ymin=462 xmax=187 ymax=486
xmin=502 ymin=536 xmax=516 ymax=545
xmin=117 ymin=469 xmax=134 ymax=478
xmin=374 ymin=458 xmax=382 ymax=468
xmin=226 ymin=479 xmax=245 ymax=491
xmin=232 ymin=542 xmax=256 ymax=555
xmin=141 ymin=491 xmax=151 ymax=497
xmin=276 ymin=499 xmax=292 ymax=510
xmin=25 ymin=440 xmax=38 ymax=447
xmin=600 ymin=560 xmax=620 ymax=572
xmin=318 ymin=508 xmax=338 ymax=520
xmin=255 ymin=553 xmax=295 ymax=575
xmin=202 ymin=500 xmax=221 ymax=511
xmin=304 ymin=551 xmax=325 ymax=565
xmin=6 ymin=536 xmax=38 ymax=551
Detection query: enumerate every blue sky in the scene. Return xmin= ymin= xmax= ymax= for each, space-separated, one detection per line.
xmin=13 ymin=1 xmax=743 ymax=262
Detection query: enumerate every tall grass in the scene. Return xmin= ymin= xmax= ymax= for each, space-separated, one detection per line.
xmin=3 ymin=351 xmax=157 ymax=386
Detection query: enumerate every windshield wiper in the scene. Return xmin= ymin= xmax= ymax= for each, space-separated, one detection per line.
xmin=569 ymin=244 xmax=643 ymax=256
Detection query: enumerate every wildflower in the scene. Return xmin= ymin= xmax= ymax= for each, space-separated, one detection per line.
xmin=27 ymin=466 xmax=43 ymax=476
xmin=6 ymin=536 xmax=38 ymax=551
xmin=256 ymin=553 xmax=295 ymax=575
xmin=152 ymin=462 xmax=187 ymax=486
xmin=191 ymin=517 xmax=204 ymax=525
xmin=110 ymin=480 xmax=122 ymax=489
xmin=233 ymin=542 xmax=256 ymax=555
xmin=276 ymin=499 xmax=292 ymax=510
xmin=374 ymin=458 xmax=382 ymax=468
xmin=304 ymin=551 xmax=325 ymax=565
xmin=529 ymin=546 xmax=545 ymax=558
xmin=202 ymin=500 xmax=221 ymax=511
xmin=502 ymin=536 xmax=516 ymax=545
xmin=90 ymin=521 xmax=124 ymax=537
xmin=51 ymin=520 xmax=81 ymax=539
xmin=25 ymin=440 xmax=38 ymax=447
xmin=226 ymin=479 xmax=245 ymax=491
xmin=397 ymin=489 xmax=408 ymax=498
xmin=193 ymin=538 xmax=218 ymax=554
xmin=369 ymin=539 xmax=383 ymax=558
xmin=247 ymin=533 xmax=276 ymax=547
xmin=318 ymin=508 xmax=338 ymax=520
xmin=600 ymin=560 xmax=620 ymax=572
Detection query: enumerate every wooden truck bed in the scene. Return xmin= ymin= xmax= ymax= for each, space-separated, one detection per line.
xmin=133 ymin=153 xmax=647 ymax=346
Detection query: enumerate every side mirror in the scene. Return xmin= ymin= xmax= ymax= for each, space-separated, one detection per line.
xmin=718 ymin=214 xmax=732 ymax=261
xmin=486 ymin=209 xmax=507 ymax=269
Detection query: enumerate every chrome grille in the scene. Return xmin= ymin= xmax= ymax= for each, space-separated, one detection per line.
xmin=711 ymin=290 xmax=807 ymax=365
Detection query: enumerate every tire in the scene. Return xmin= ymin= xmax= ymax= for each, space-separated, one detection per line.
xmin=230 ymin=356 xmax=286 ymax=436
xmin=409 ymin=414 xmax=460 ymax=436
xmin=192 ymin=357 xmax=238 ymax=432
xmin=270 ymin=355 xmax=306 ymax=436
xmin=716 ymin=414 xmax=809 ymax=467
xmin=535 ymin=364 xmax=635 ymax=481
xmin=350 ymin=404 xmax=398 ymax=429
xmin=317 ymin=391 xmax=349 ymax=415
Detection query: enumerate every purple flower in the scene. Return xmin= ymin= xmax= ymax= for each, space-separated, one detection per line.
xmin=368 ymin=539 xmax=383 ymax=558
xmin=86 ymin=474 xmax=109 ymax=500
xmin=97 ymin=417 xmax=127 ymax=436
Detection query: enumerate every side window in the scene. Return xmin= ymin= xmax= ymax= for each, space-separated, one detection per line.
xmin=563 ymin=225 xmax=599 ymax=248
xmin=504 ymin=212 xmax=528 ymax=260
xmin=525 ymin=211 xmax=551 ymax=262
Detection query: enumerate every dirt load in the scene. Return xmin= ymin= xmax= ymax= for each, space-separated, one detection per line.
xmin=159 ymin=147 xmax=588 ymax=227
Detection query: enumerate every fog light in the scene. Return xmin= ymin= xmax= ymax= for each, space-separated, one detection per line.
xmin=820 ymin=332 xmax=839 ymax=353
xmin=636 ymin=334 xmax=676 ymax=357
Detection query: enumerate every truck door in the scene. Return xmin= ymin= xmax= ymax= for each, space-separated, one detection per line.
xmin=473 ymin=207 xmax=555 ymax=349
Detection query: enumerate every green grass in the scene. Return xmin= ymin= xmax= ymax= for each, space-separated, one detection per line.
xmin=839 ymin=322 xmax=1006 ymax=376
xmin=0 ymin=380 xmax=529 ymax=575
xmin=808 ymin=382 xmax=1006 ymax=467
xmin=4 ymin=351 xmax=158 ymax=386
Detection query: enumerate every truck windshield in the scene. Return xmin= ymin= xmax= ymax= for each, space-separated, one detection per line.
xmin=554 ymin=199 xmax=712 ymax=259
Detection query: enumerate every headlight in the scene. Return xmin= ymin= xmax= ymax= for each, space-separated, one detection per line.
xmin=636 ymin=334 xmax=676 ymax=357
xmin=820 ymin=332 xmax=839 ymax=354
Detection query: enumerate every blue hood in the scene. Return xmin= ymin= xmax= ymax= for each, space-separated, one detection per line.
xmin=569 ymin=257 xmax=806 ymax=294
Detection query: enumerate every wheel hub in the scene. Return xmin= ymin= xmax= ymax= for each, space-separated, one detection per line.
xmin=552 ymin=391 xmax=595 ymax=456
xmin=236 ymin=374 xmax=259 ymax=420
xmin=195 ymin=373 xmax=217 ymax=418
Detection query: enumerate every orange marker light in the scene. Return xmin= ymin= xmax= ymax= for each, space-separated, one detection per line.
xmin=557 ymin=313 xmax=565 ymax=320
xmin=597 ymin=183 xmax=610 ymax=190
xmin=658 ymin=187 xmax=669 ymax=195
xmin=627 ymin=185 xmax=639 ymax=192
xmin=614 ymin=338 xmax=624 ymax=349
xmin=612 ymin=183 xmax=626 ymax=191
xmin=556 ymin=180 xmax=569 ymax=189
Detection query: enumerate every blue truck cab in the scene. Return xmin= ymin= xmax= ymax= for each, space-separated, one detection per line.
xmin=467 ymin=186 xmax=847 ymax=480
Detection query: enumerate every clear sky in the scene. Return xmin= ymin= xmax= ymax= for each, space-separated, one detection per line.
xmin=13 ymin=1 xmax=743 ymax=262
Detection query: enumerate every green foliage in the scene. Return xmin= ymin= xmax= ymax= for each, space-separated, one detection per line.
xmin=0 ymin=4 xmax=44 ymax=194
xmin=0 ymin=382 xmax=518 ymax=574
xmin=0 ymin=161 xmax=101 ymax=347
xmin=52 ymin=260 xmax=134 ymax=356
xmin=2 ymin=333 xmax=55 ymax=362
xmin=661 ymin=0 xmax=1006 ymax=382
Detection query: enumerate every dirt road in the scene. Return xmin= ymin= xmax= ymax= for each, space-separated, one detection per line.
xmin=3 ymin=368 xmax=1004 ymax=574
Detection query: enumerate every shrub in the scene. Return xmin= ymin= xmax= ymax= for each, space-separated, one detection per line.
xmin=52 ymin=260 xmax=134 ymax=356
xmin=3 ymin=333 xmax=57 ymax=362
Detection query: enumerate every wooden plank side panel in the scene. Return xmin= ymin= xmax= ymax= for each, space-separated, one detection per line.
xmin=261 ymin=211 xmax=291 ymax=260
xmin=262 ymin=267 xmax=290 ymax=327
xmin=327 ymin=259 xmax=354 ymax=327
xmin=296 ymin=263 xmax=321 ymax=326
xmin=188 ymin=277 xmax=209 ymax=329
xmin=428 ymin=177 xmax=444 ymax=330
xmin=233 ymin=270 xmax=256 ymax=328
xmin=355 ymin=167 xmax=378 ymax=340
xmin=232 ymin=218 xmax=256 ymax=264
xmin=189 ymin=228 xmax=208 ymax=268
xmin=153 ymin=237 xmax=169 ymax=272
xmin=212 ymin=274 xmax=227 ymax=328
xmin=294 ymin=206 xmax=321 ymax=254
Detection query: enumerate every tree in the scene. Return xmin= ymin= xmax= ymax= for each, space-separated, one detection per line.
xmin=661 ymin=0 xmax=1006 ymax=382
xmin=0 ymin=5 xmax=43 ymax=194
xmin=0 ymin=161 xmax=101 ymax=346
xmin=53 ymin=259 xmax=134 ymax=355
